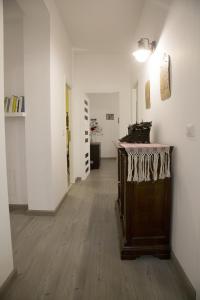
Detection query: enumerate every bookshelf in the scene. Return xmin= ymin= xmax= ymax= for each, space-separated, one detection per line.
xmin=4 ymin=96 xmax=25 ymax=115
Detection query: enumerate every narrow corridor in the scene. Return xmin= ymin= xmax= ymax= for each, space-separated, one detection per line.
xmin=2 ymin=160 xmax=189 ymax=300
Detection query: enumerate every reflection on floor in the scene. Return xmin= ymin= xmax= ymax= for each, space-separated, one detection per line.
xmin=3 ymin=159 xmax=189 ymax=300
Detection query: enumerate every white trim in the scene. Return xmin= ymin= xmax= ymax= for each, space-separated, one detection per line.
xmin=5 ymin=112 xmax=26 ymax=117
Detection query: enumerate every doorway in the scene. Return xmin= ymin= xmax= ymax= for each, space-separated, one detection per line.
xmin=66 ymin=85 xmax=71 ymax=185
xmin=88 ymin=92 xmax=120 ymax=158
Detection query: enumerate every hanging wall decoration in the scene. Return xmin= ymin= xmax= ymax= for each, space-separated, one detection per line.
xmin=145 ymin=80 xmax=151 ymax=109
xmin=160 ymin=53 xmax=171 ymax=101
xmin=106 ymin=113 xmax=114 ymax=120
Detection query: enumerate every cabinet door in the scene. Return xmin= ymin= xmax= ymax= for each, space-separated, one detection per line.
xmin=123 ymin=153 xmax=132 ymax=243
xmin=126 ymin=179 xmax=172 ymax=244
xmin=117 ymin=149 xmax=121 ymax=205
xmin=119 ymin=150 xmax=125 ymax=216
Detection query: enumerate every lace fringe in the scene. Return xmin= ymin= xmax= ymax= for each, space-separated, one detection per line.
xmin=126 ymin=148 xmax=170 ymax=182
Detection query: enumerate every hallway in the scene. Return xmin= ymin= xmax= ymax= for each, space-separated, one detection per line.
xmin=1 ymin=159 xmax=189 ymax=300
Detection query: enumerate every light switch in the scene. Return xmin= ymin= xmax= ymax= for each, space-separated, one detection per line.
xmin=186 ymin=123 xmax=195 ymax=137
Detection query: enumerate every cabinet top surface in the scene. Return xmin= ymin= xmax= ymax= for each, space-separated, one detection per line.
xmin=117 ymin=142 xmax=173 ymax=151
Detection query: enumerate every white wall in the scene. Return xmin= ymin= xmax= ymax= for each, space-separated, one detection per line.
xmin=131 ymin=89 xmax=137 ymax=124
xmin=136 ymin=0 xmax=200 ymax=294
xmin=5 ymin=119 xmax=27 ymax=205
xmin=18 ymin=0 xmax=53 ymax=211
xmin=44 ymin=0 xmax=73 ymax=209
xmin=0 ymin=0 xmax=14 ymax=287
xmin=73 ymin=52 xmax=134 ymax=138
xmin=89 ymin=93 xmax=119 ymax=158
xmin=8 ymin=0 xmax=73 ymax=211
xmin=4 ymin=0 xmax=24 ymax=96
xmin=15 ymin=0 xmax=74 ymax=211
xmin=4 ymin=0 xmax=27 ymax=205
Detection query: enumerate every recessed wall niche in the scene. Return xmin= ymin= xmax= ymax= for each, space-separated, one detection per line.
xmin=4 ymin=0 xmax=27 ymax=205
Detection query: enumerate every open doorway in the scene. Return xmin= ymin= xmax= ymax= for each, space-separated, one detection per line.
xmin=66 ymin=85 xmax=71 ymax=186
xmin=88 ymin=92 xmax=120 ymax=159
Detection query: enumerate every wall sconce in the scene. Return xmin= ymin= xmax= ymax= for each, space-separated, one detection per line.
xmin=132 ymin=38 xmax=156 ymax=63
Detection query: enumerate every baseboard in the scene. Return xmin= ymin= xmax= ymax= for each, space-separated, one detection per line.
xmin=171 ymin=251 xmax=196 ymax=300
xmin=27 ymin=209 xmax=56 ymax=216
xmin=9 ymin=204 xmax=28 ymax=212
xmin=27 ymin=191 xmax=68 ymax=216
xmin=0 ymin=269 xmax=17 ymax=297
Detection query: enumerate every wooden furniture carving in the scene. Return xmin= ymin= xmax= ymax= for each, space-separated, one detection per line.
xmin=117 ymin=146 xmax=173 ymax=260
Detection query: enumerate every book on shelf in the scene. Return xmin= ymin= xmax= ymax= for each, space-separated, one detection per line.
xmin=9 ymin=97 xmax=13 ymax=113
xmin=12 ymin=96 xmax=17 ymax=112
xmin=17 ymin=98 xmax=20 ymax=112
xmin=4 ymin=95 xmax=25 ymax=114
xmin=4 ymin=97 xmax=9 ymax=112
xmin=20 ymin=96 xmax=25 ymax=112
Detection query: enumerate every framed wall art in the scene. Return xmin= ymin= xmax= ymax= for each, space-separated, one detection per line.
xmin=160 ymin=53 xmax=171 ymax=101
xmin=145 ymin=80 xmax=151 ymax=109
xmin=106 ymin=113 xmax=114 ymax=120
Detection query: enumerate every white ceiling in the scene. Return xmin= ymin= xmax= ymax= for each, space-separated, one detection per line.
xmin=55 ymin=0 xmax=145 ymax=52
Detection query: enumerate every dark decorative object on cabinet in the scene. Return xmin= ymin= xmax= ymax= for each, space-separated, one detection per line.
xmin=116 ymin=146 xmax=173 ymax=260
xmin=90 ymin=143 xmax=101 ymax=169
xmin=120 ymin=121 xmax=152 ymax=143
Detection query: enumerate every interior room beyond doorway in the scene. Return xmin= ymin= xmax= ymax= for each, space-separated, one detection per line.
xmin=88 ymin=92 xmax=119 ymax=158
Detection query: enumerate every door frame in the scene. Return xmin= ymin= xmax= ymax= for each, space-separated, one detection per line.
xmin=65 ymin=83 xmax=72 ymax=187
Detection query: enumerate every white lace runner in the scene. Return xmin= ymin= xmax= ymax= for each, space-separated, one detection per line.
xmin=120 ymin=143 xmax=171 ymax=182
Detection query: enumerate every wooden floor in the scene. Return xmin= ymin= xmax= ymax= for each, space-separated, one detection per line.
xmin=2 ymin=159 xmax=190 ymax=300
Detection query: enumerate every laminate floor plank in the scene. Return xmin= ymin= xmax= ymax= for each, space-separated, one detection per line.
xmin=1 ymin=159 xmax=190 ymax=300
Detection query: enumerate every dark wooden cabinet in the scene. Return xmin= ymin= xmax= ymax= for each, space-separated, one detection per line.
xmin=90 ymin=143 xmax=101 ymax=169
xmin=117 ymin=147 xmax=173 ymax=260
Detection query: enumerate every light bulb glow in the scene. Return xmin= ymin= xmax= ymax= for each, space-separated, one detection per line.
xmin=132 ymin=49 xmax=151 ymax=63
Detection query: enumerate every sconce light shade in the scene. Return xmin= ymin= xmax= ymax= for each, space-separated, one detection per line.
xmin=132 ymin=38 xmax=156 ymax=63
xmin=133 ymin=49 xmax=151 ymax=63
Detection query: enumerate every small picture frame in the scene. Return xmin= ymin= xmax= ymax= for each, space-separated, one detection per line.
xmin=106 ymin=113 xmax=114 ymax=120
